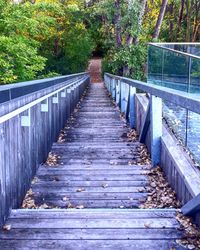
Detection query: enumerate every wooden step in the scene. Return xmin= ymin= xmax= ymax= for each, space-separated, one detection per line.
xmin=0 ymin=209 xmax=183 ymax=249
xmin=0 ymin=83 xmax=184 ymax=249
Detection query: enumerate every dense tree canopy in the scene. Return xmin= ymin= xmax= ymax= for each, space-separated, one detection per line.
xmin=0 ymin=0 xmax=199 ymax=84
xmin=0 ymin=0 xmax=94 ymax=84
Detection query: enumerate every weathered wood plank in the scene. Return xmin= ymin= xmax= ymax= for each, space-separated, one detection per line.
xmin=32 ymin=180 xmax=149 ymax=188
xmin=0 ymin=75 xmax=89 ymax=226
xmin=10 ymin=209 xmax=178 ymax=218
xmin=6 ymin=218 xmax=179 ymax=229
xmin=32 ymin=175 xmax=148 ymax=181
xmin=0 ymin=81 xmax=184 ymax=249
xmin=31 ymin=186 xmax=147 ymax=193
xmin=0 ymin=239 xmax=183 ymax=250
xmin=0 ymin=228 xmax=182 ymax=240
xmin=181 ymin=192 xmax=200 ymax=216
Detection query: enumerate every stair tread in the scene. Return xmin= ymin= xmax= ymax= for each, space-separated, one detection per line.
xmin=0 ymin=83 xmax=183 ymax=249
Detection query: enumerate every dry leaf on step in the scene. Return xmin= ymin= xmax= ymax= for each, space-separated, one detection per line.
xmin=76 ymin=188 xmax=85 ymax=192
xmin=76 ymin=205 xmax=84 ymax=209
xmin=3 ymin=224 xmax=11 ymax=231
xmin=102 ymin=183 xmax=108 ymax=188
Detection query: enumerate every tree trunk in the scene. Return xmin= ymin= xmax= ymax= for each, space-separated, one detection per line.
xmin=114 ymin=0 xmax=122 ymax=48
xmin=185 ymin=0 xmax=192 ymax=42
xmin=177 ymin=0 xmax=185 ymax=34
xmin=125 ymin=0 xmax=147 ymax=46
xmin=133 ymin=0 xmax=147 ymax=44
xmin=152 ymin=0 xmax=168 ymax=39
xmin=192 ymin=0 xmax=200 ymax=42
xmin=124 ymin=0 xmax=147 ymax=76
xmin=168 ymin=2 xmax=174 ymax=41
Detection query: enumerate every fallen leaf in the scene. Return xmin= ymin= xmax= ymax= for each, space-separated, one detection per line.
xmin=53 ymin=176 xmax=60 ymax=182
xmin=40 ymin=203 xmax=49 ymax=209
xmin=76 ymin=188 xmax=85 ymax=192
xmin=110 ymin=160 xmax=118 ymax=165
xmin=45 ymin=152 xmax=60 ymax=166
xmin=144 ymin=223 xmax=151 ymax=228
xmin=62 ymin=197 xmax=69 ymax=201
xmin=31 ymin=177 xmax=38 ymax=184
xmin=3 ymin=224 xmax=11 ymax=231
xmin=67 ymin=202 xmax=74 ymax=208
xmin=76 ymin=205 xmax=84 ymax=209
xmin=83 ymin=160 xmax=92 ymax=165
xmin=102 ymin=183 xmax=108 ymax=188
xmin=187 ymin=245 xmax=195 ymax=250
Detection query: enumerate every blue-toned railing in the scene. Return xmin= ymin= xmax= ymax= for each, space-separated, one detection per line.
xmin=104 ymin=72 xmax=200 ymax=222
xmin=0 ymin=73 xmax=89 ymax=226
xmin=148 ymin=43 xmax=200 ymax=165
xmin=0 ymin=73 xmax=86 ymax=104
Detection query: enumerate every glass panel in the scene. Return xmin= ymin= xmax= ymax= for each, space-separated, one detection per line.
xmin=148 ymin=45 xmax=163 ymax=86
xmin=162 ymin=50 xmax=189 ymax=92
xmin=187 ymin=110 xmax=200 ymax=165
xmin=190 ymin=57 xmax=200 ymax=93
xmin=163 ymin=101 xmax=187 ymax=145
xmin=148 ymin=43 xmax=200 ymax=165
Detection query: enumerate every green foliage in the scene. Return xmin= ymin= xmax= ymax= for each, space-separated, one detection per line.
xmin=102 ymin=44 xmax=147 ymax=81
xmin=0 ymin=0 xmax=197 ymax=84
xmin=87 ymin=0 xmax=199 ymax=81
xmin=0 ymin=0 xmax=94 ymax=84
xmin=0 ymin=35 xmax=46 ymax=84
xmin=88 ymin=0 xmax=147 ymax=80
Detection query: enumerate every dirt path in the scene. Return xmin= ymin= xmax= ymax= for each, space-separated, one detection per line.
xmin=88 ymin=58 xmax=103 ymax=83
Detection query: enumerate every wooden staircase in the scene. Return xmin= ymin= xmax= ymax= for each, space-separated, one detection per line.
xmin=0 ymin=83 xmax=184 ymax=249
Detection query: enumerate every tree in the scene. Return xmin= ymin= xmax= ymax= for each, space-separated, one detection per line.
xmin=152 ymin=0 xmax=168 ymax=39
xmin=0 ymin=0 xmax=94 ymax=84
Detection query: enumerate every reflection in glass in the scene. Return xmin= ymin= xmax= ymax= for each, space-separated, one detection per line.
xmin=187 ymin=111 xmax=200 ymax=164
xmin=163 ymin=101 xmax=187 ymax=145
xmin=148 ymin=46 xmax=163 ymax=86
xmin=148 ymin=43 xmax=200 ymax=165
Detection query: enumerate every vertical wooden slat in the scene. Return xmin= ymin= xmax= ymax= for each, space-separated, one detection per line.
xmin=0 ymin=75 xmax=89 ymax=226
xmin=129 ymin=86 xmax=136 ymax=129
xmin=150 ymin=95 xmax=162 ymax=166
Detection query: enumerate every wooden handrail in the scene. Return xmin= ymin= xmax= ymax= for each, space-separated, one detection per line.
xmin=105 ymin=73 xmax=200 ymax=114
xmin=0 ymin=72 xmax=88 ymax=104
xmin=0 ymin=75 xmax=88 ymax=124
xmin=0 ymin=73 xmax=90 ymax=227
xmin=181 ymin=193 xmax=200 ymax=216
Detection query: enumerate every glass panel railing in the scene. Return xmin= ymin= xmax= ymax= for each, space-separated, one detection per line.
xmin=163 ymin=102 xmax=187 ymax=145
xmin=162 ymin=49 xmax=189 ymax=92
xmin=190 ymin=57 xmax=200 ymax=93
xmin=148 ymin=45 xmax=163 ymax=86
xmin=187 ymin=111 xmax=200 ymax=164
xmin=148 ymin=43 xmax=200 ymax=165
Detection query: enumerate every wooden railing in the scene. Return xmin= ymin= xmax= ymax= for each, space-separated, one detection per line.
xmin=0 ymin=73 xmax=89 ymax=226
xmin=104 ymin=73 xmax=200 ymax=222
xmin=105 ymin=73 xmax=200 ymax=165
xmin=0 ymin=73 xmax=86 ymax=104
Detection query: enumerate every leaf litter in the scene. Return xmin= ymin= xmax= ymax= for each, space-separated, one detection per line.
xmin=45 ymin=152 xmax=60 ymax=167
xmin=21 ymin=189 xmax=53 ymax=209
xmin=57 ymin=91 xmax=88 ymax=143
xmin=176 ymin=212 xmax=200 ymax=249
xmin=109 ymin=98 xmax=200 ymax=249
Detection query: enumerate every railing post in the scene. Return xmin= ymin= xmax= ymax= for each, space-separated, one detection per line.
xmin=41 ymin=98 xmax=49 ymax=113
xmin=120 ymin=82 xmax=126 ymax=113
xmin=108 ymin=77 xmax=112 ymax=93
xmin=129 ymin=86 xmax=136 ymax=128
xmin=150 ymin=95 xmax=162 ymax=166
xmin=125 ymin=85 xmax=130 ymax=120
xmin=116 ymin=79 xmax=120 ymax=106
xmin=112 ymin=78 xmax=116 ymax=100
xmin=21 ymin=109 xmax=31 ymax=127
